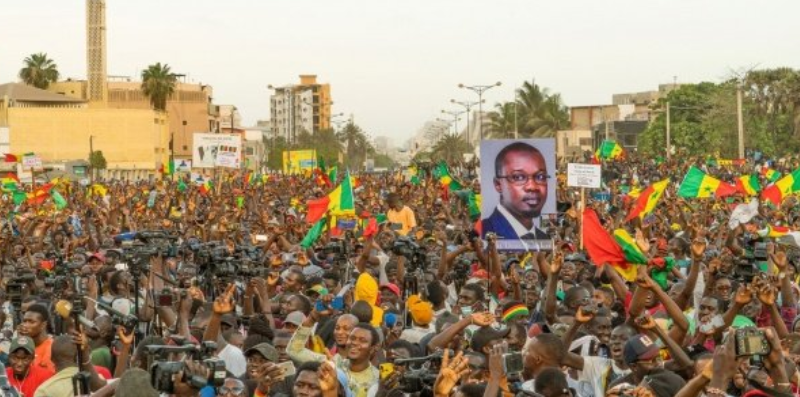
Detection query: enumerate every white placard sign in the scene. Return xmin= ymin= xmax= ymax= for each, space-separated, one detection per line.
xmin=22 ymin=154 xmax=42 ymax=169
xmin=192 ymin=133 xmax=242 ymax=169
xmin=567 ymin=163 xmax=601 ymax=188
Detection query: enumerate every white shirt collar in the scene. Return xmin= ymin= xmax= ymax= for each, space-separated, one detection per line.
xmin=497 ymin=204 xmax=539 ymax=238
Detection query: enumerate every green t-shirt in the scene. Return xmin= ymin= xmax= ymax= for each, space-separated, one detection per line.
xmin=91 ymin=346 xmax=113 ymax=372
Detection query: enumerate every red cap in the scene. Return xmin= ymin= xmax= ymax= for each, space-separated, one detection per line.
xmin=380 ymin=283 xmax=401 ymax=297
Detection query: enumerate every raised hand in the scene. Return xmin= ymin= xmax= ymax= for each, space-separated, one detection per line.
xmin=212 ymin=283 xmax=236 ymax=314
xmin=770 ymin=250 xmax=789 ymax=271
xmin=575 ymin=305 xmax=596 ymax=324
xmin=550 ymin=251 xmax=564 ymax=275
xmin=434 ymin=350 xmax=470 ymax=397
xmin=734 ymin=284 xmax=753 ymax=305
xmin=635 ymin=313 xmax=658 ymax=331
xmin=470 ymin=312 xmax=495 ymax=327
xmin=691 ymin=238 xmax=707 ymax=259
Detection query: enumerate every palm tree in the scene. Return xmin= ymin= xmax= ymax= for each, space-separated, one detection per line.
xmin=431 ymin=133 xmax=473 ymax=164
xmin=337 ymin=122 xmax=372 ymax=170
xmin=141 ymin=63 xmax=177 ymax=111
xmin=19 ymin=53 xmax=60 ymax=89
xmin=487 ymin=102 xmax=517 ymax=138
xmin=526 ymin=94 xmax=570 ymax=137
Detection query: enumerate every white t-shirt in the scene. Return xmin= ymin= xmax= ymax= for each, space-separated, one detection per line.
xmin=574 ymin=356 xmax=631 ymax=397
xmin=217 ymin=343 xmax=247 ymax=378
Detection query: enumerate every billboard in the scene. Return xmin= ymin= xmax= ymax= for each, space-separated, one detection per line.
xmin=282 ymin=150 xmax=317 ymax=174
xmin=480 ymin=139 xmax=556 ymax=251
xmin=192 ymin=133 xmax=242 ymax=169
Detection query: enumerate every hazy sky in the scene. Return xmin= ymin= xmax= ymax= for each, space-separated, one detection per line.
xmin=3 ymin=1 xmax=799 ymax=145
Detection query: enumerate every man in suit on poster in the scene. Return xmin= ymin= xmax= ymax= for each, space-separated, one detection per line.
xmin=482 ymin=141 xmax=550 ymax=240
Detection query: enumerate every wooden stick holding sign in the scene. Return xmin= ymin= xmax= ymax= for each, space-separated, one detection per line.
xmin=580 ymin=187 xmax=585 ymax=250
xmin=566 ymin=163 xmax=602 ymax=251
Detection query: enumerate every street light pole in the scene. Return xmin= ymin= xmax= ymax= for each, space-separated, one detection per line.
xmin=441 ymin=110 xmax=465 ymax=135
xmin=450 ymin=99 xmax=482 ymax=144
xmin=458 ymin=82 xmax=501 ymax=141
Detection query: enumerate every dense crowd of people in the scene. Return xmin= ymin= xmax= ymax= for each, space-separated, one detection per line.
xmin=1 ymin=151 xmax=800 ymax=397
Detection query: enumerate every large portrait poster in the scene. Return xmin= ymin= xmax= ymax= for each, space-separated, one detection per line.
xmin=480 ymin=139 xmax=556 ymax=251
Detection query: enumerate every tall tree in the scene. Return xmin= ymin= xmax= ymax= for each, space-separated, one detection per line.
xmin=487 ymin=102 xmax=517 ymax=139
xmin=337 ymin=122 xmax=373 ymax=170
xmin=141 ymin=63 xmax=177 ymax=111
xmin=431 ymin=133 xmax=473 ymax=164
xmin=19 ymin=53 xmax=60 ymax=89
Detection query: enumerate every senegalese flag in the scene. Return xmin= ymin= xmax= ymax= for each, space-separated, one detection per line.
xmin=626 ymin=179 xmax=669 ymax=221
xmin=761 ymin=167 xmax=781 ymax=183
xmin=3 ymin=154 xmax=19 ymax=163
xmin=1 ymin=173 xmax=19 ymax=192
xmin=611 ymin=229 xmax=646 ymax=281
xmin=594 ymin=140 xmax=624 ymax=162
xmin=736 ymin=175 xmax=761 ymax=197
xmin=27 ymin=183 xmax=54 ymax=205
xmin=467 ymin=192 xmax=482 ymax=221
xmin=409 ymin=165 xmax=420 ymax=185
xmin=328 ymin=166 xmax=338 ymax=184
xmin=434 ymin=162 xmax=463 ymax=191
xmin=763 ymin=225 xmax=791 ymax=238
xmin=51 ymin=190 xmax=67 ymax=210
xmin=583 ymin=208 xmax=637 ymax=281
xmin=244 ymin=172 xmax=255 ymax=185
xmin=199 ymin=180 xmax=213 ymax=195
xmin=761 ymin=169 xmax=800 ymax=206
xmin=305 ymin=171 xmax=356 ymax=224
xmin=677 ymin=166 xmax=737 ymax=198
xmin=300 ymin=218 xmax=327 ymax=249
xmin=177 ymin=179 xmax=188 ymax=193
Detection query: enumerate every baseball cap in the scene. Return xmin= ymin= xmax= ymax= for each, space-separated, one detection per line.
xmin=88 ymin=252 xmax=106 ymax=262
xmin=642 ymin=369 xmax=687 ymax=397
xmin=9 ymin=335 xmax=35 ymax=355
xmin=245 ymin=343 xmax=279 ymax=363
xmin=220 ymin=314 xmax=237 ymax=328
xmin=285 ymin=311 xmax=306 ymax=327
xmin=379 ymin=283 xmax=401 ymax=298
xmin=305 ymin=285 xmax=329 ymax=296
xmin=470 ymin=326 xmax=511 ymax=353
xmin=623 ymin=334 xmax=660 ymax=365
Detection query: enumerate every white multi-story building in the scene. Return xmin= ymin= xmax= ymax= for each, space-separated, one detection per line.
xmin=269 ymin=75 xmax=332 ymax=145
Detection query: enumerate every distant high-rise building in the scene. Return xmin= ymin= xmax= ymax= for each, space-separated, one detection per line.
xmin=86 ymin=0 xmax=107 ymax=104
xmin=270 ymin=75 xmax=332 ymax=145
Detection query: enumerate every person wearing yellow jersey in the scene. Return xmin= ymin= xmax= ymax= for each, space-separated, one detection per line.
xmin=386 ymin=193 xmax=416 ymax=237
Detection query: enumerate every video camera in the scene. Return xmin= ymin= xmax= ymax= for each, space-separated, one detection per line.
xmin=732 ymin=242 xmax=769 ymax=283
xmin=146 ymin=342 xmax=226 ymax=394
xmin=393 ymin=351 xmax=443 ymax=394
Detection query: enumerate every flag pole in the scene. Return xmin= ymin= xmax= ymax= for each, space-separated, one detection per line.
xmin=580 ymin=187 xmax=585 ymax=250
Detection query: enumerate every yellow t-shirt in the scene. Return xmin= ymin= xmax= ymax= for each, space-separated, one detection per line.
xmin=386 ymin=206 xmax=417 ymax=236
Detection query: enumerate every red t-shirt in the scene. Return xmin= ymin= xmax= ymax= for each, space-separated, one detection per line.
xmin=6 ymin=364 xmax=54 ymax=397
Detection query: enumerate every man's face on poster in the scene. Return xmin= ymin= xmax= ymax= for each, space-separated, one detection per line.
xmin=494 ymin=149 xmax=548 ymax=219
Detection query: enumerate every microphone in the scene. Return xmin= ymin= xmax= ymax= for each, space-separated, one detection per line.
xmin=85 ymin=297 xmax=130 ymax=319
xmin=55 ymin=300 xmax=97 ymax=330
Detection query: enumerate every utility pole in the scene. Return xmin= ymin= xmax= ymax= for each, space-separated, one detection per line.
xmin=666 ymin=102 xmax=671 ymax=159
xmin=736 ymin=84 xmax=745 ymax=158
